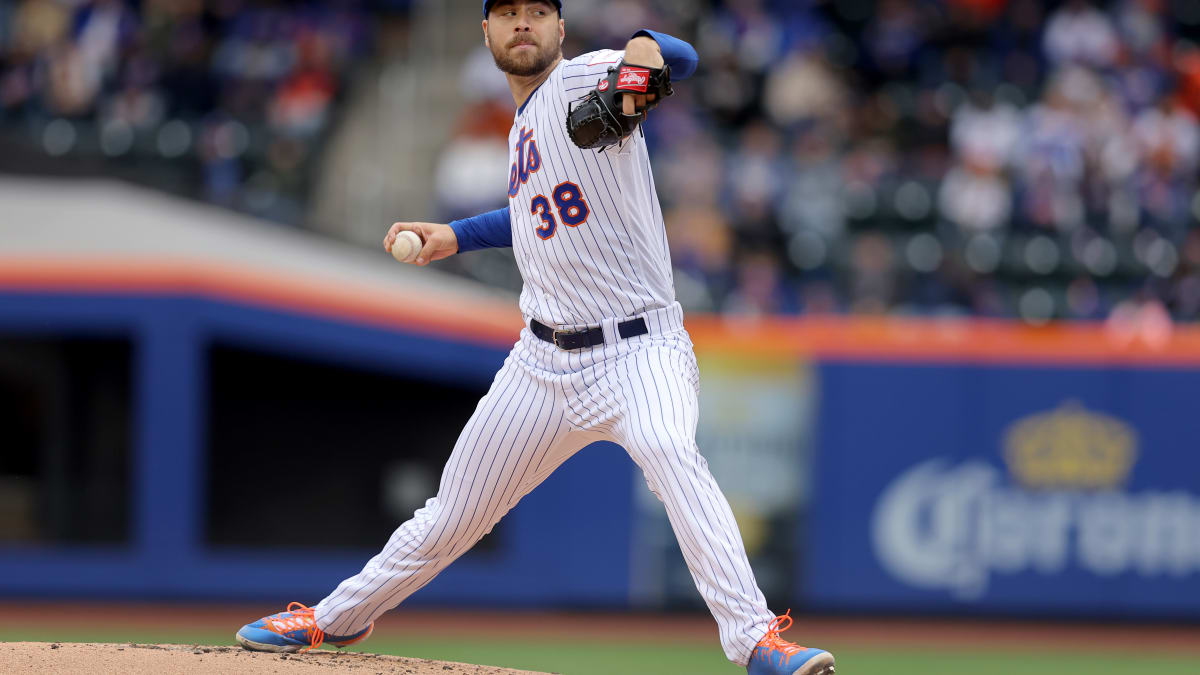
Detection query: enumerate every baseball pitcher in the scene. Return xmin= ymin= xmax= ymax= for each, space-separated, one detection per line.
xmin=234 ymin=2 xmax=835 ymax=674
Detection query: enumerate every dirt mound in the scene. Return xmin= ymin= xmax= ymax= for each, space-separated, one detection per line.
xmin=0 ymin=642 xmax=552 ymax=674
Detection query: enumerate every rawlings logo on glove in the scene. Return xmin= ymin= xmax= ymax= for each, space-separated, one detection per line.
xmin=566 ymin=59 xmax=672 ymax=151
xmin=616 ymin=67 xmax=650 ymax=92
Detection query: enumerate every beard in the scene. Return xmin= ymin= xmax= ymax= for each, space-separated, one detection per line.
xmin=490 ymin=35 xmax=560 ymax=77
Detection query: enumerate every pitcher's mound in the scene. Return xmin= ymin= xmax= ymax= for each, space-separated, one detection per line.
xmin=0 ymin=642 xmax=553 ymax=674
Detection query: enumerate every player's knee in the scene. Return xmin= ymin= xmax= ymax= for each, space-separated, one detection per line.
xmin=410 ymin=497 xmax=440 ymax=521
xmin=415 ymin=509 xmax=502 ymax=561
xmin=640 ymin=433 xmax=694 ymax=463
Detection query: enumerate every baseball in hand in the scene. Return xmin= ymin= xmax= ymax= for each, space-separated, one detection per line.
xmin=391 ymin=230 xmax=422 ymax=263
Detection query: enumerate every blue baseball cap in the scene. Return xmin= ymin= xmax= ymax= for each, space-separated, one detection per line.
xmin=483 ymin=0 xmax=562 ymax=18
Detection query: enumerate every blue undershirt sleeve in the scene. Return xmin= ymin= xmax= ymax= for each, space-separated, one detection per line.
xmin=631 ymin=29 xmax=699 ymax=81
xmin=449 ymin=206 xmax=512 ymax=253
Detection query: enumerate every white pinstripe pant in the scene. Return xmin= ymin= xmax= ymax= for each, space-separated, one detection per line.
xmin=313 ymin=303 xmax=775 ymax=665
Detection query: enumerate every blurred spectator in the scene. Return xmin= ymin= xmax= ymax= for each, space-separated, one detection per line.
xmin=864 ymin=0 xmax=927 ymax=78
xmin=1106 ymin=289 xmax=1173 ymax=346
xmin=939 ymin=89 xmax=1020 ymax=232
xmin=73 ymin=0 xmax=138 ymax=78
xmin=434 ymin=101 xmax=513 ymax=221
xmin=11 ymin=0 xmax=72 ymax=58
xmin=45 ymin=43 xmax=103 ymax=116
xmin=1043 ymin=0 xmax=1119 ymax=67
xmin=780 ymin=125 xmax=847 ymax=241
xmin=658 ymin=135 xmax=724 ymax=209
xmin=459 ymin=44 xmax=514 ymax=104
xmin=763 ymin=49 xmax=846 ymax=129
xmin=727 ymin=121 xmax=787 ymax=240
xmin=665 ymin=200 xmax=734 ymax=312
xmin=723 ymin=249 xmax=798 ymax=316
xmin=268 ymin=33 xmax=337 ymax=138
xmin=949 ymin=91 xmax=1021 ymax=171
xmin=938 ymin=163 xmax=1012 ymax=232
xmin=850 ymin=232 xmax=897 ymax=313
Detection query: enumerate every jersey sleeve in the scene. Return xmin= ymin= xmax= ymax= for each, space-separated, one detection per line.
xmin=630 ymin=30 xmax=698 ymax=80
xmin=449 ymin=206 xmax=512 ymax=253
xmin=558 ymin=49 xmax=625 ymax=103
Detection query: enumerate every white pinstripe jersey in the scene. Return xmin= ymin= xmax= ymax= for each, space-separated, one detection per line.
xmin=507 ymin=49 xmax=675 ymax=328
xmin=314 ymin=54 xmax=781 ymax=669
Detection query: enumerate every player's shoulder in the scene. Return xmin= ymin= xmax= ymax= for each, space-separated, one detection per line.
xmin=562 ymin=49 xmax=625 ymax=71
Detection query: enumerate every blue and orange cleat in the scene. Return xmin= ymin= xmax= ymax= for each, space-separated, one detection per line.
xmin=235 ymin=602 xmax=373 ymax=653
xmin=747 ymin=611 xmax=835 ymax=675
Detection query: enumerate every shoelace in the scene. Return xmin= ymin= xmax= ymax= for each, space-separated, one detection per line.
xmin=754 ymin=610 xmax=808 ymax=666
xmin=267 ymin=602 xmax=325 ymax=651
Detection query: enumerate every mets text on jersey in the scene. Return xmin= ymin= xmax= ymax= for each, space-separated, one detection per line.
xmin=508 ymin=127 xmax=542 ymax=198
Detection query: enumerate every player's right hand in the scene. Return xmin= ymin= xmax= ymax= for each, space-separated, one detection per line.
xmin=384 ymin=222 xmax=459 ymax=266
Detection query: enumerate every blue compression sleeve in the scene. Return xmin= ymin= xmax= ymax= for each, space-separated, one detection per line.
xmin=631 ymin=29 xmax=699 ymax=80
xmin=449 ymin=206 xmax=512 ymax=253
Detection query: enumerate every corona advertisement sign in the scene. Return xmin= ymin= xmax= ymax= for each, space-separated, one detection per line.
xmin=807 ymin=362 xmax=1200 ymax=617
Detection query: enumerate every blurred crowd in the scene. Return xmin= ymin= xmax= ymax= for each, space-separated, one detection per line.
xmin=0 ymin=0 xmax=378 ymax=222
xmin=5 ymin=1 xmax=1199 ymax=324
xmin=440 ymin=0 xmax=1200 ymax=323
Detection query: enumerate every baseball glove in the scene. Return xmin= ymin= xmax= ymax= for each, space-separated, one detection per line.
xmin=566 ymin=60 xmax=673 ymax=150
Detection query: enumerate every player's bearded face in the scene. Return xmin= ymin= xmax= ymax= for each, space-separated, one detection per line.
xmin=486 ymin=14 xmax=562 ymax=77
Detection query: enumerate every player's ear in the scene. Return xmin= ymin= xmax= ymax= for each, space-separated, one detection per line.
xmin=482 ymin=20 xmax=490 ymax=47
xmin=558 ymin=18 xmax=564 ymax=45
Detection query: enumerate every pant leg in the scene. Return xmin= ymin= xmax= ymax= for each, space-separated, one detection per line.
xmin=612 ymin=339 xmax=775 ymax=666
xmin=314 ymin=348 xmax=588 ymax=635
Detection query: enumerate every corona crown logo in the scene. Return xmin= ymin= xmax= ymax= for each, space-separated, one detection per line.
xmin=1003 ymin=401 xmax=1137 ymax=489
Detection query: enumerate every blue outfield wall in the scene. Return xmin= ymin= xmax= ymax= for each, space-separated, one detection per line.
xmin=806 ymin=360 xmax=1200 ymax=618
xmin=4 ymin=291 xmax=1200 ymax=617
xmin=0 ymin=292 xmax=635 ymax=605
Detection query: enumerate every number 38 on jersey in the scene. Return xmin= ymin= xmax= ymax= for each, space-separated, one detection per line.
xmin=509 ymin=127 xmax=590 ymax=240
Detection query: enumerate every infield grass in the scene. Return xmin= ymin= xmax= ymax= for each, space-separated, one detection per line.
xmin=362 ymin=637 xmax=1198 ymax=674
xmin=0 ymin=626 xmax=1196 ymax=674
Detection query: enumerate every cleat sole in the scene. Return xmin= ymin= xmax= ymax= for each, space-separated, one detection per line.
xmin=235 ymin=633 xmax=305 ymax=653
xmin=795 ymin=653 xmax=836 ymax=675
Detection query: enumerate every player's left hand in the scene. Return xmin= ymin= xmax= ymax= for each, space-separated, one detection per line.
xmin=565 ymin=42 xmax=673 ymax=151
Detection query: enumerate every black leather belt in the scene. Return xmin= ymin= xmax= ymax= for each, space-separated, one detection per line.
xmin=530 ymin=317 xmax=648 ymax=350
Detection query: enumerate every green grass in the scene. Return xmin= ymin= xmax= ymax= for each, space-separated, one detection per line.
xmin=372 ymin=637 xmax=741 ymax=674
xmin=0 ymin=627 xmax=233 ymax=646
xmin=3 ymin=628 xmax=1197 ymax=674
xmin=829 ymin=647 xmax=1199 ymax=675
xmin=362 ymin=638 xmax=1200 ymax=675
